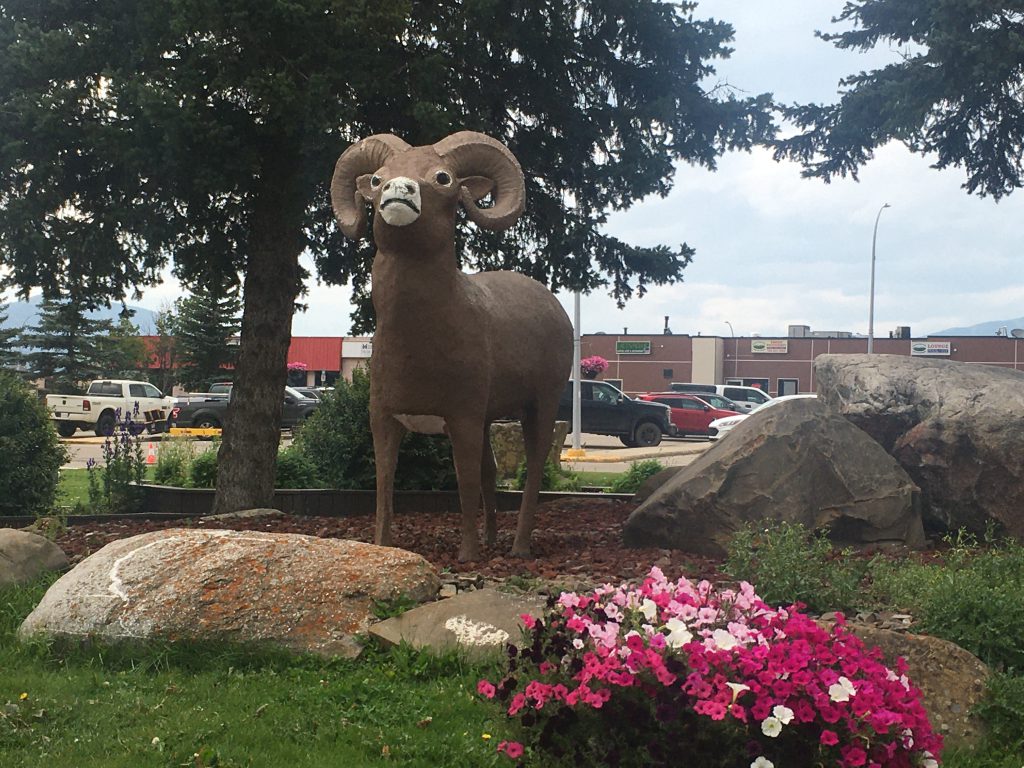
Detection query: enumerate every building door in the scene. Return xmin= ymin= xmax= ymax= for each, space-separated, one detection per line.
xmin=778 ymin=378 xmax=799 ymax=396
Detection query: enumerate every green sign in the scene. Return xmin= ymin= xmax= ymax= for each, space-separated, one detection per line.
xmin=615 ymin=340 xmax=651 ymax=355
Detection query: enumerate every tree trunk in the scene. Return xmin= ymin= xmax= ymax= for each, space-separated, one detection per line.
xmin=211 ymin=149 xmax=303 ymax=514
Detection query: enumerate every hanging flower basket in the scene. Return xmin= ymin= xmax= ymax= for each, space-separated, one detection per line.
xmin=580 ymin=355 xmax=609 ymax=379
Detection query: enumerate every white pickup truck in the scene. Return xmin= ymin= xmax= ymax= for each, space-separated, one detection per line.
xmin=47 ymin=379 xmax=176 ymax=437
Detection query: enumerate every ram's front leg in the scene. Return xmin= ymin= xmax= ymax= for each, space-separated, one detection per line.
xmin=371 ymin=411 xmax=406 ymax=547
xmin=447 ymin=415 xmax=487 ymax=561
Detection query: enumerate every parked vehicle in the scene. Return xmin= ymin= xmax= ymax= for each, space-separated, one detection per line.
xmin=638 ymin=393 xmax=741 ymax=438
xmin=708 ymin=394 xmax=818 ymax=440
xmin=557 ymin=380 xmax=675 ymax=447
xmin=47 ymin=379 xmax=175 ymax=437
xmin=294 ymin=387 xmax=322 ymax=400
xmin=669 ymin=383 xmax=773 ymax=412
xmin=169 ymin=386 xmax=319 ymax=430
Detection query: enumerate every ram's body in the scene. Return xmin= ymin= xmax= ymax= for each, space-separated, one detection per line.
xmin=332 ymin=132 xmax=572 ymax=560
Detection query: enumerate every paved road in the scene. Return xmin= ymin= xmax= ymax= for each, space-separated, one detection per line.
xmin=61 ymin=432 xmax=712 ymax=473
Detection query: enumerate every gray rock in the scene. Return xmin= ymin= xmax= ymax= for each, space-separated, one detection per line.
xmin=623 ymin=398 xmax=924 ymax=557
xmin=815 ymin=353 xmax=1024 ymax=536
xmin=19 ymin=529 xmax=438 ymax=658
xmin=370 ymin=588 xmax=546 ymax=658
xmin=0 ymin=528 xmax=69 ymax=586
xmin=829 ymin=621 xmax=989 ymax=749
xmin=489 ymin=420 xmax=569 ymax=480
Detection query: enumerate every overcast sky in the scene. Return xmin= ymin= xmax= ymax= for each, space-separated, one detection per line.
xmin=14 ymin=1 xmax=1024 ymax=339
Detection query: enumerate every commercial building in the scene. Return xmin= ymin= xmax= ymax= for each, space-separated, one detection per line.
xmin=581 ymin=325 xmax=1024 ymax=396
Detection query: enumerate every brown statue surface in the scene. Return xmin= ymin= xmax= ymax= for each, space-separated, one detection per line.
xmin=331 ymin=131 xmax=573 ymax=560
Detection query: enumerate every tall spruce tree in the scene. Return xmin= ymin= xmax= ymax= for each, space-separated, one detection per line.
xmin=100 ymin=313 xmax=149 ymax=380
xmin=149 ymin=304 xmax=180 ymax=395
xmin=0 ymin=0 xmax=775 ymax=512
xmin=0 ymin=302 xmax=24 ymax=371
xmin=20 ymin=297 xmax=116 ymax=392
xmin=174 ymin=279 xmax=243 ymax=391
xmin=773 ymin=0 xmax=1024 ymax=199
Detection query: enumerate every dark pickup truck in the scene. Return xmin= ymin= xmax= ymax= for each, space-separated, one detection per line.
xmin=170 ymin=386 xmax=319 ymax=430
xmin=556 ymin=380 xmax=674 ymax=447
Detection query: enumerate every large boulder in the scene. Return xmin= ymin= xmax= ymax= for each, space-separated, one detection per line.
xmin=623 ymin=398 xmax=924 ymax=557
xmin=829 ymin=621 xmax=990 ymax=749
xmin=0 ymin=528 xmax=69 ymax=586
xmin=19 ymin=528 xmax=439 ymax=657
xmin=815 ymin=354 xmax=1024 ymax=536
xmin=489 ymin=420 xmax=569 ymax=480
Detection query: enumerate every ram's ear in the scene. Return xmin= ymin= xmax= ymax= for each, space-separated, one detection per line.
xmin=459 ymin=175 xmax=494 ymax=202
xmin=356 ymin=174 xmax=375 ymax=200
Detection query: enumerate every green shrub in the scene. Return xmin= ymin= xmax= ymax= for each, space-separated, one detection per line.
xmin=292 ymin=369 xmax=457 ymax=490
xmin=723 ymin=520 xmax=870 ymax=614
xmin=869 ymin=531 xmax=1024 ymax=670
xmin=0 ymin=372 xmax=68 ymax=515
xmin=153 ymin=437 xmax=199 ymax=486
xmin=189 ymin=449 xmax=219 ymax=488
xmin=609 ymin=459 xmax=665 ymax=494
xmin=274 ymin=445 xmax=322 ymax=489
xmin=514 ymin=459 xmax=556 ymax=491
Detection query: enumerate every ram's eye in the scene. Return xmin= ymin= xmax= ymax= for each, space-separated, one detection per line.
xmin=370 ymin=175 xmax=382 ymax=188
xmin=435 ymin=170 xmax=452 ymax=186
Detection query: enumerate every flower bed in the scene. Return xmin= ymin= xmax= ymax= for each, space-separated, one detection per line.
xmin=480 ymin=567 xmax=942 ymax=767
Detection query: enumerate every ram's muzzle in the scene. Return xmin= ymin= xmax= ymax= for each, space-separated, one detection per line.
xmin=379 ymin=176 xmax=421 ymax=226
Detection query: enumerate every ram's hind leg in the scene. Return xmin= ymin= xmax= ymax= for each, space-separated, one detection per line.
xmin=447 ymin=415 xmax=486 ymax=562
xmin=482 ymin=424 xmax=498 ymax=546
xmin=371 ymin=412 xmax=406 ymax=548
xmin=512 ymin=399 xmax=558 ymax=558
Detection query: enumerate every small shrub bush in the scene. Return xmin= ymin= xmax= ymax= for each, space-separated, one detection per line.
xmin=189 ymin=449 xmax=219 ymax=488
xmin=292 ymin=369 xmax=457 ymax=490
xmin=478 ymin=567 xmax=942 ymax=768
xmin=274 ymin=445 xmax=322 ymax=489
xmin=153 ymin=437 xmax=199 ymax=486
xmin=513 ymin=459 xmax=580 ymax=492
xmin=869 ymin=530 xmax=1024 ymax=670
xmin=724 ymin=520 xmax=870 ymax=615
xmin=0 ymin=372 xmax=67 ymax=515
xmin=609 ymin=459 xmax=665 ymax=494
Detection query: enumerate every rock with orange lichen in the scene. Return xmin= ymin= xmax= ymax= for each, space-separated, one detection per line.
xmin=18 ymin=528 xmax=439 ymax=657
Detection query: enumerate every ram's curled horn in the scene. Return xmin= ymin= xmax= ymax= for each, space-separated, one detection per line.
xmin=433 ymin=131 xmax=525 ymax=231
xmin=331 ymin=134 xmax=411 ymax=239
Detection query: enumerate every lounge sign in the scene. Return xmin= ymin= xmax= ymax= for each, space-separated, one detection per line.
xmin=751 ymin=339 xmax=788 ymax=354
xmin=615 ymin=340 xmax=651 ymax=355
xmin=911 ymin=341 xmax=951 ymax=357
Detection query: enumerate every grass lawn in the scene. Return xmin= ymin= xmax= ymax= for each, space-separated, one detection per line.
xmin=1 ymin=577 xmax=508 ymax=768
xmin=57 ymin=468 xmax=157 ymax=509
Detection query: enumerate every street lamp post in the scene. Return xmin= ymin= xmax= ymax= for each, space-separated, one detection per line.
xmin=867 ymin=203 xmax=891 ymax=354
xmin=724 ymin=321 xmax=736 ymax=380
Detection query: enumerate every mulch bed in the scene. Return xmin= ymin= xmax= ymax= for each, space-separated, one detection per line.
xmin=51 ymin=497 xmax=724 ymax=588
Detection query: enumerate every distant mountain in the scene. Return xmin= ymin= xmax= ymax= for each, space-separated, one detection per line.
xmin=0 ymin=295 xmax=157 ymax=332
xmin=931 ymin=316 xmax=1024 ymax=336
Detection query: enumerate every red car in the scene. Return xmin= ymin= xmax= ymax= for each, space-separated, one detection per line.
xmin=638 ymin=393 xmax=741 ymax=438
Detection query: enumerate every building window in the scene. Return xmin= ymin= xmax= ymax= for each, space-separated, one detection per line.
xmin=778 ymin=378 xmax=799 ymax=396
xmin=662 ymin=368 xmax=673 ymax=379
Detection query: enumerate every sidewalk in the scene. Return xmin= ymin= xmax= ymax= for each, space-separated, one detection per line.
xmin=559 ymin=437 xmax=711 ymax=473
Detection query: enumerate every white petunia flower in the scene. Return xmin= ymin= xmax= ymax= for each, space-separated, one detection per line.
xmin=828 ymin=675 xmax=857 ymax=702
xmin=751 ymin=757 xmax=774 ymax=768
xmin=760 ymin=716 xmax=782 ymax=738
xmin=772 ymin=705 xmax=794 ymax=725
xmin=725 ymin=682 xmax=750 ymax=703
xmin=711 ymin=628 xmax=739 ymax=651
xmin=664 ymin=617 xmax=693 ymax=649
xmin=640 ymin=598 xmax=658 ymax=622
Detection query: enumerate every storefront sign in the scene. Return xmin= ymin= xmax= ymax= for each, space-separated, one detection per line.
xmin=342 ymin=340 xmax=373 ymax=358
xmin=615 ymin=340 xmax=651 ymax=355
xmin=910 ymin=341 xmax=951 ymax=357
xmin=750 ymin=339 xmax=789 ymax=354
